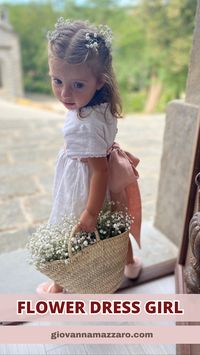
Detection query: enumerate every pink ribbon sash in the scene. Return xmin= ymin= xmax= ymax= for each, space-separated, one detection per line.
xmin=107 ymin=142 xmax=142 ymax=247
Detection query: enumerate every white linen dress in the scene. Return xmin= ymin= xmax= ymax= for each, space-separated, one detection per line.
xmin=48 ymin=103 xmax=118 ymax=225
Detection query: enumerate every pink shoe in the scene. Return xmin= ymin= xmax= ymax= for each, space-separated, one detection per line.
xmin=36 ymin=282 xmax=63 ymax=294
xmin=124 ymin=255 xmax=142 ymax=279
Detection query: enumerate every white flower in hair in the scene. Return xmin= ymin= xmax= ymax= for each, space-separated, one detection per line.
xmin=55 ymin=17 xmax=72 ymax=28
xmin=85 ymin=32 xmax=99 ymax=51
xmin=98 ymin=24 xmax=113 ymax=49
xmin=85 ymin=25 xmax=113 ymax=51
xmin=47 ymin=17 xmax=72 ymax=42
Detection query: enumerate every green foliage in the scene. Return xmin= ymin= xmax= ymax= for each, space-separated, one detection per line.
xmin=122 ymin=91 xmax=146 ymax=112
xmin=5 ymin=0 xmax=197 ymax=112
xmin=138 ymin=0 xmax=196 ymax=107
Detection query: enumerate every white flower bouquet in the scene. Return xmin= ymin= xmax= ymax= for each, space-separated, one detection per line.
xmin=27 ymin=203 xmax=132 ymax=293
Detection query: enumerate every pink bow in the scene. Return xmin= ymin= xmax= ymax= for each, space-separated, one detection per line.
xmin=107 ymin=142 xmax=142 ymax=247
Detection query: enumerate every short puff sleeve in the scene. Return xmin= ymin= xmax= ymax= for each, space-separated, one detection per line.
xmin=63 ymin=107 xmax=116 ymax=158
xmin=67 ymin=123 xmax=107 ymax=158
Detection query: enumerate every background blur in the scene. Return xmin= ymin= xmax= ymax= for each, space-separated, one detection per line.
xmin=0 ymin=0 xmax=197 ymax=113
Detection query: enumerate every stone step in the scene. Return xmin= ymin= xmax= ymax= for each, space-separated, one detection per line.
xmin=0 ymin=248 xmax=46 ymax=293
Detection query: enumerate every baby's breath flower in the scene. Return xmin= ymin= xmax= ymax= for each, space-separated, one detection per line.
xmin=27 ymin=201 xmax=133 ymax=267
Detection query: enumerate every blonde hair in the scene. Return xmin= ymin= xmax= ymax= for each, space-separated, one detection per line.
xmin=47 ymin=19 xmax=123 ymax=118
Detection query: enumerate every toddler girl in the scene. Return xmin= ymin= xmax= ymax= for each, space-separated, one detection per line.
xmin=37 ymin=18 xmax=142 ymax=293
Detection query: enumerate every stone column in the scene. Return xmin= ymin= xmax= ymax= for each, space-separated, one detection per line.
xmin=154 ymin=0 xmax=200 ymax=246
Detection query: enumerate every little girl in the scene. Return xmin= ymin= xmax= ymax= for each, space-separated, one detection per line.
xmin=37 ymin=17 xmax=142 ymax=293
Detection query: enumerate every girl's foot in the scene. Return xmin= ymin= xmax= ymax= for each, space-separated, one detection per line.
xmin=124 ymin=255 xmax=142 ymax=279
xmin=36 ymin=282 xmax=63 ymax=294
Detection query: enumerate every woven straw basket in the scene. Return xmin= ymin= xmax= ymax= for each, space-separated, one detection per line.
xmin=38 ymin=227 xmax=129 ymax=294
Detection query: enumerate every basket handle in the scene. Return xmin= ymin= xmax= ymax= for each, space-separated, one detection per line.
xmin=68 ymin=225 xmax=100 ymax=258
xmin=195 ymin=172 xmax=200 ymax=212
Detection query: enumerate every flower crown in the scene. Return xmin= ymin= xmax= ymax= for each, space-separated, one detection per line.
xmin=47 ymin=17 xmax=113 ymax=51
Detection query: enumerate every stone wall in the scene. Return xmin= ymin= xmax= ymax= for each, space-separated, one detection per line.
xmin=0 ymin=20 xmax=23 ymax=97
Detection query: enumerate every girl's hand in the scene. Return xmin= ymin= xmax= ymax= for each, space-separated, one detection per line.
xmin=75 ymin=209 xmax=97 ymax=233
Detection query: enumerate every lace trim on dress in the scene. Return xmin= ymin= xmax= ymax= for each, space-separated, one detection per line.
xmin=67 ymin=153 xmax=107 ymax=159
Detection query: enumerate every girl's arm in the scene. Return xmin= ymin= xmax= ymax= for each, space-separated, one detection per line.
xmin=77 ymin=157 xmax=108 ymax=232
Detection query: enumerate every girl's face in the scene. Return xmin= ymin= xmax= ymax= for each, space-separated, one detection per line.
xmin=49 ymin=57 xmax=104 ymax=110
